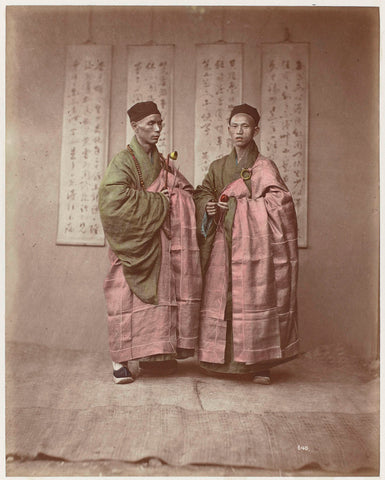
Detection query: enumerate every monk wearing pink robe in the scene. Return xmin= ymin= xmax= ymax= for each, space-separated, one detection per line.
xmin=194 ymin=104 xmax=299 ymax=384
xmin=99 ymin=101 xmax=201 ymax=383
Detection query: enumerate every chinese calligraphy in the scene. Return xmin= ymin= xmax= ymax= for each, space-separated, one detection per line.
xmin=57 ymin=45 xmax=112 ymax=245
xmin=194 ymin=44 xmax=243 ymax=186
xmin=126 ymin=46 xmax=174 ymax=155
xmin=260 ymin=43 xmax=309 ymax=247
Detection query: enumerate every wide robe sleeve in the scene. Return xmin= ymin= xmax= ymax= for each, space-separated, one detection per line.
xmin=194 ymin=164 xmax=220 ymax=275
xmin=194 ymin=164 xmax=217 ymax=237
xmin=98 ymin=150 xmax=170 ymax=304
xmin=194 ymin=160 xmax=237 ymax=275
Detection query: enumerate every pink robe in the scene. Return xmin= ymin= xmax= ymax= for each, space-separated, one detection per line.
xmin=199 ymin=156 xmax=299 ymax=365
xmin=104 ymin=168 xmax=202 ymax=362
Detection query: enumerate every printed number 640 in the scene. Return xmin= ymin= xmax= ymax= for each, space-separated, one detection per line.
xmin=297 ymin=445 xmax=309 ymax=451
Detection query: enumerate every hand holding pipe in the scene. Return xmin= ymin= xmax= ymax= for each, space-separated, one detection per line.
xmin=160 ymin=151 xmax=178 ymax=238
xmin=163 ymin=151 xmax=178 ymax=189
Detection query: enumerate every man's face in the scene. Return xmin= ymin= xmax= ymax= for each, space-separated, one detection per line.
xmin=228 ymin=113 xmax=259 ymax=148
xmin=132 ymin=113 xmax=163 ymax=147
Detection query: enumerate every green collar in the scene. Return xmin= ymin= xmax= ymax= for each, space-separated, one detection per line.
xmin=130 ymin=136 xmax=160 ymax=166
xmin=231 ymin=140 xmax=259 ymax=168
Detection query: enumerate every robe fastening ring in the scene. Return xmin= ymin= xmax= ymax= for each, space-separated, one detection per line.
xmin=240 ymin=168 xmax=252 ymax=180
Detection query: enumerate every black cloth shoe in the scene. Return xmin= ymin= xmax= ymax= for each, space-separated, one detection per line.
xmin=139 ymin=359 xmax=177 ymax=376
xmin=113 ymin=365 xmax=134 ymax=384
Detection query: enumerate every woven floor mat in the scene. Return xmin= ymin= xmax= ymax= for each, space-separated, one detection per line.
xmin=6 ymin=341 xmax=379 ymax=415
xmin=5 ymin=342 xmax=380 ymax=474
xmin=6 ymin=406 xmax=378 ymax=474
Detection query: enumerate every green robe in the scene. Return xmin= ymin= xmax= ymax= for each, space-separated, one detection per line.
xmin=98 ymin=136 xmax=169 ymax=305
xmin=99 ymin=137 xmax=199 ymax=363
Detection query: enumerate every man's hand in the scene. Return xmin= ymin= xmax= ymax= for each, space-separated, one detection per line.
xmin=160 ymin=188 xmax=170 ymax=200
xmin=217 ymin=200 xmax=229 ymax=212
xmin=205 ymin=201 xmax=217 ymax=217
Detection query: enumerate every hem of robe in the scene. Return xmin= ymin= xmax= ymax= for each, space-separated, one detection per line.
xmin=198 ymin=325 xmax=300 ymax=365
xmin=199 ymin=344 xmax=283 ymax=364
xmin=111 ymin=343 xmax=198 ymax=363
xmin=280 ymin=339 xmax=300 ymax=359
xmin=110 ymin=340 xmax=176 ymax=363
xmin=108 ymin=301 xmax=199 ymax=362
xmin=234 ymin=339 xmax=300 ymax=365
xmin=199 ymin=351 xmax=300 ymax=375
xmin=199 ymin=343 xmax=300 ymax=374
xmin=138 ymin=353 xmax=176 ymax=363
xmin=138 ymin=348 xmax=195 ymax=363
xmin=109 ymin=328 xmax=198 ymax=363
xmin=200 ymin=362 xmax=264 ymax=375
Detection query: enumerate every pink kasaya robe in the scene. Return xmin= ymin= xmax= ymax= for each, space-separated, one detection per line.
xmin=198 ymin=155 xmax=299 ymax=365
xmin=101 ymin=160 xmax=202 ymax=362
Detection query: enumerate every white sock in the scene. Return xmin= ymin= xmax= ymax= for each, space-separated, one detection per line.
xmin=112 ymin=361 xmax=127 ymax=370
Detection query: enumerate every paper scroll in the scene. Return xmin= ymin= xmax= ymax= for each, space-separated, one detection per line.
xmin=194 ymin=44 xmax=243 ymax=186
xmin=57 ymin=45 xmax=112 ymax=246
xmin=126 ymin=45 xmax=174 ymax=155
xmin=260 ymin=43 xmax=309 ymax=247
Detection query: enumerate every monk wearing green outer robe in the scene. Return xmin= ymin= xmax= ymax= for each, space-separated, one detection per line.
xmin=194 ymin=103 xmax=299 ymax=384
xmin=99 ymin=101 xmax=202 ymax=384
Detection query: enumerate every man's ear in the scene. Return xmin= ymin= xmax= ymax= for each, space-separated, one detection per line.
xmin=131 ymin=121 xmax=137 ymax=131
xmin=254 ymin=126 xmax=260 ymax=136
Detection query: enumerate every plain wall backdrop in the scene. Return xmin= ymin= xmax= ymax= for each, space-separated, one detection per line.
xmin=6 ymin=6 xmax=379 ymax=358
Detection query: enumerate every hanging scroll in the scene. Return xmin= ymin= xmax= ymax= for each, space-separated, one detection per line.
xmin=194 ymin=43 xmax=243 ymax=186
xmin=57 ymin=44 xmax=112 ymax=246
xmin=126 ymin=45 xmax=174 ymax=155
xmin=260 ymin=42 xmax=309 ymax=247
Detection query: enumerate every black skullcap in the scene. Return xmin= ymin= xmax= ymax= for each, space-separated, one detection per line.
xmin=229 ymin=103 xmax=260 ymax=126
xmin=127 ymin=101 xmax=161 ymax=122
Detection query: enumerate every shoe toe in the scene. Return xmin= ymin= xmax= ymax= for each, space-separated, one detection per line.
xmin=113 ymin=366 xmax=134 ymax=384
xmin=252 ymin=371 xmax=271 ymax=385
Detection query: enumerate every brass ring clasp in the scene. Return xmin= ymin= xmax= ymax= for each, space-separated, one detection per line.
xmin=240 ymin=168 xmax=252 ymax=180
